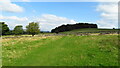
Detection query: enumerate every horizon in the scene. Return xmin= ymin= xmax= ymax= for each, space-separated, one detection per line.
xmin=6 ymin=22 xmax=118 ymax=32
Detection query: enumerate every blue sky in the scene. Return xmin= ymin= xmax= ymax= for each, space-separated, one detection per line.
xmin=4 ymin=2 xmax=100 ymax=22
xmin=0 ymin=2 xmax=118 ymax=31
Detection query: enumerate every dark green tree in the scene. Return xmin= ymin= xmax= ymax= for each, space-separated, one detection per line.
xmin=26 ymin=22 xmax=40 ymax=36
xmin=0 ymin=22 xmax=9 ymax=35
xmin=13 ymin=25 xmax=23 ymax=35
xmin=51 ymin=23 xmax=98 ymax=33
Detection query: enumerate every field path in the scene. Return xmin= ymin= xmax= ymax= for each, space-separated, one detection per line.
xmin=10 ymin=36 xmax=72 ymax=66
xmin=3 ymin=35 xmax=118 ymax=66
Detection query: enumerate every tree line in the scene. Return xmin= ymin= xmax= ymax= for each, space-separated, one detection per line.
xmin=51 ymin=23 xmax=98 ymax=33
xmin=0 ymin=22 xmax=98 ymax=36
xmin=0 ymin=22 xmax=40 ymax=36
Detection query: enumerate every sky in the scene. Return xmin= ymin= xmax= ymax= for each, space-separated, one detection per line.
xmin=0 ymin=0 xmax=118 ymax=31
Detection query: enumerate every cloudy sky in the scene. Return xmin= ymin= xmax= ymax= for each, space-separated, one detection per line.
xmin=0 ymin=0 xmax=118 ymax=31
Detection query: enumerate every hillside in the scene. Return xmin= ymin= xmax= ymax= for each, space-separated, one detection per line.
xmin=51 ymin=23 xmax=97 ymax=33
xmin=60 ymin=28 xmax=119 ymax=34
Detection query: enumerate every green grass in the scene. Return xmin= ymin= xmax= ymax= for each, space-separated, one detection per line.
xmin=2 ymin=34 xmax=32 ymax=38
xmin=2 ymin=33 xmax=55 ymax=38
xmin=0 ymin=38 xmax=1 ymax=67
xmin=2 ymin=35 xmax=118 ymax=66
xmin=61 ymin=28 xmax=119 ymax=34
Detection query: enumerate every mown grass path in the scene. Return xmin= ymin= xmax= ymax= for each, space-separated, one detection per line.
xmin=2 ymin=35 xmax=118 ymax=66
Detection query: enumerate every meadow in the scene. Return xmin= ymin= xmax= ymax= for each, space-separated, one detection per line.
xmin=61 ymin=28 xmax=119 ymax=34
xmin=2 ymin=34 xmax=119 ymax=66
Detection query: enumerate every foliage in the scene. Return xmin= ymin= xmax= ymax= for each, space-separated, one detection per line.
xmin=13 ymin=25 xmax=23 ymax=35
xmin=0 ymin=22 xmax=10 ymax=35
xmin=51 ymin=23 xmax=98 ymax=33
xmin=26 ymin=22 xmax=40 ymax=36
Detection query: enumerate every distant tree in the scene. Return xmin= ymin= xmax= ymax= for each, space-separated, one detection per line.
xmin=0 ymin=22 xmax=9 ymax=35
xmin=26 ymin=22 xmax=40 ymax=36
xmin=51 ymin=23 xmax=98 ymax=33
xmin=7 ymin=30 xmax=14 ymax=35
xmin=13 ymin=25 xmax=23 ymax=35
xmin=113 ymin=28 xmax=115 ymax=29
xmin=0 ymin=24 xmax=1 ymax=36
xmin=23 ymin=29 xmax=27 ymax=34
xmin=5 ymin=30 xmax=13 ymax=35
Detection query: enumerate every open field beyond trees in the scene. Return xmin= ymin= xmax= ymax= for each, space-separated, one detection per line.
xmin=2 ymin=34 xmax=119 ymax=66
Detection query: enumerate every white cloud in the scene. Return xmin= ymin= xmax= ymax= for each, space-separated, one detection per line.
xmin=37 ymin=14 xmax=76 ymax=31
xmin=96 ymin=2 xmax=118 ymax=28
xmin=96 ymin=3 xmax=118 ymax=14
xmin=0 ymin=0 xmax=24 ymax=13
xmin=101 ymin=13 xmax=117 ymax=20
xmin=0 ymin=16 xmax=28 ymax=21
xmin=0 ymin=15 xmax=29 ymax=29
xmin=96 ymin=19 xmax=117 ymax=28
xmin=0 ymin=14 xmax=77 ymax=31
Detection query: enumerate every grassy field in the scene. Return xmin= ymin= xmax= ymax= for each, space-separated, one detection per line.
xmin=2 ymin=33 xmax=55 ymax=38
xmin=61 ymin=28 xmax=119 ymax=34
xmin=0 ymin=38 xmax=1 ymax=67
xmin=2 ymin=34 xmax=118 ymax=66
